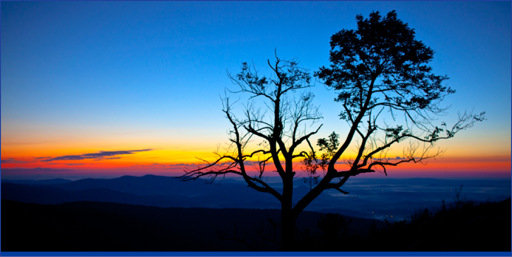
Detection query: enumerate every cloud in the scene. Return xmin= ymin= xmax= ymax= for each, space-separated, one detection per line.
xmin=2 ymin=168 xmax=71 ymax=173
xmin=41 ymin=149 xmax=152 ymax=162
xmin=34 ymin=157 xmax=51 ymax=160
xmin=1 ymin=158 xmax=29 ymax=164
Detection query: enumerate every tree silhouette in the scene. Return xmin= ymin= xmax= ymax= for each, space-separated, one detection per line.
xmin=182 ymin=10 xmax=484 ymax=250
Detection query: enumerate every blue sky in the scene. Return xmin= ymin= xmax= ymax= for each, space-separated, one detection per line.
xmin=1 ymin=1 xmax=510 ymax=179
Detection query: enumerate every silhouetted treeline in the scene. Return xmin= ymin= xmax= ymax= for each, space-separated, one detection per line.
xmin=295 ymin=198 xmax=511 ymax=251
xmin=2 ymin=198 xmax=510 ymax=251
xmin=1 ymin=200 xmax=377 ymax=251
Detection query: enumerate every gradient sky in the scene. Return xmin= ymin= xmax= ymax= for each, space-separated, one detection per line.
xmin=1 ymin=1 xmax=510 ymax=180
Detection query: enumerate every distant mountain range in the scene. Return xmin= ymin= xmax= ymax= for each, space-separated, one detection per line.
xmin=2 ymin=175 xmax=280 ymax=210
xmin=2 ymin=174 xmax=510 ymax=220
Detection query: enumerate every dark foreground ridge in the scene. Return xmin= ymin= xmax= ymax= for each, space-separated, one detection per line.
xmin=1 ymin=200 xmax=379 ymax=251
xmin=2 ymin=198 xmax=510 ymax=251
xmin=296 ymin=198 xmax=511 ymax=251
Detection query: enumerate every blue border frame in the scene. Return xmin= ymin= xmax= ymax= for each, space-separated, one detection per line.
xmin=1 ymin=252 xmax=512 ymax=256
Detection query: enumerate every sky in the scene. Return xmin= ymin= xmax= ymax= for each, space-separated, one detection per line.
xmin=1 ymin=1 xmax=511 ymax=180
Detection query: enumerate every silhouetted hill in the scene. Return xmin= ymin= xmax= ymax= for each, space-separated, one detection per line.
xmin=2 ymin=175 xmax=280 ymax=209
xmin=1 ymin=200 xmax=381 ymax=251
xmin=1 ymin=182 xmax=189 ymax=206
xmin=295 ymin=198 xmax=511 ymax=251
xmin=2 ymin=178 xmax=72 ymax=185
xmin=2 ymin=199 xmax=509 ymax=251
xmin=363 ymin=198 xmax=512 ymax=251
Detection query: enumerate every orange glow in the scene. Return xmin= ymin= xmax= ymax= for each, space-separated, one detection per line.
xmin=355 ymin=156 xmax=511 ymax=178
xmin=2 ymin=128 xmax=510 ymax=180
xmin=2 ymin=150 xmax=510 ymax=179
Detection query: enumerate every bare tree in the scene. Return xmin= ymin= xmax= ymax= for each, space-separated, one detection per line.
xmin=182 ymin=11 xmax=484 ymax=250
xmin=183 ymin=54 xmax=321 ymax=249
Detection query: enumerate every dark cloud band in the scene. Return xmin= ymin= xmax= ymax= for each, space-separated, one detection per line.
xmin=42 ymin=149 xmax=152 ymax=162
xmin=1 ymin=158 xmax=29 ymax=164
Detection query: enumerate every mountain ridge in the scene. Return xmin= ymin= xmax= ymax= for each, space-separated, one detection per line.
xmin=2 ymin=174 xmax=510 ymax=221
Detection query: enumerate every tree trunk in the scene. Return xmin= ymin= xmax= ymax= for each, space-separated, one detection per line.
xmin=281 ymin=209 xmax=297 ymax=250
xmin=280 ymin=175 xmax=297 ymax=250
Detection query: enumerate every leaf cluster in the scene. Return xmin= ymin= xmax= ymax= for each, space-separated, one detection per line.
xmin=317 ymin=10 xmax=454 ymax=115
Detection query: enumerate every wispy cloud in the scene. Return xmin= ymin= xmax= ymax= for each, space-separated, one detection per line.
xmin=41 ymin=149 xmax=152 ymax=162
xmin=2 ymin=168 xmax=71 ymax=173
xmin=1 ymin=158 xmax=29 ymax=164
